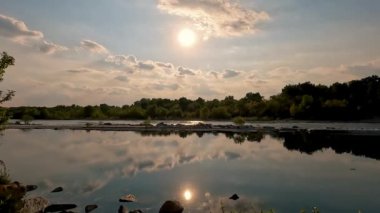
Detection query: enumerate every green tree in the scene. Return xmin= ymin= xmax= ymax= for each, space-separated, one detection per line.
xmin=0 ymin=52 xmax=15 ymax=126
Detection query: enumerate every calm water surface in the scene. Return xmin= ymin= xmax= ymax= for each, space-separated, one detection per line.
xmin=1 ymin=129 xmax=380 ymax=212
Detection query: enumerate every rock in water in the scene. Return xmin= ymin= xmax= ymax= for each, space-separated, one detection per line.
xmin=26 ymin=185 xmax=38 ymax=192
xmin=229 ymin=194 xmax=239 ymax=200
xmin=118 ymin=205 xmax=128 ymax=213
xmin=20 ymin=197 xmax=49 ymax=213
xmin=159 ymin=200 xmax=184 ymax=213
xmin=85 ymin=204 xmax=98 ymax=213
xmin=44 ymin=204 xmax=77 ymax=212
xmin=119 ymin=194 xmax=137 ymax=202
xmin=51 ymin=187 xmax=63 ymax=193
xmin=129 ymin=210 xmax=143 ymax=213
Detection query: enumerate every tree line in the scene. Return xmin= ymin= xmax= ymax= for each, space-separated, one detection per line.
xmin=6 ymin=75 xmax=380 ymax=121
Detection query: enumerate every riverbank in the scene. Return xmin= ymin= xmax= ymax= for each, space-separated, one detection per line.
xmin=5 ymin=122 xmax=380 ymax=135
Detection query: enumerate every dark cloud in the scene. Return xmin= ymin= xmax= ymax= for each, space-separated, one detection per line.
xmin=223 ymin=70 xmax=240 ymax=78
xmin=66 ymin=68 xmax=92 ymax=74
xmin=347 ymin=64 xmax=380 ymax=77
xmin=156 ymin=62 xmax=174 ymax=70
xmin=114 ymin=76 xmax=129 ymax=82
xmin=224 ymin=151 xmax=241 ymax=160
xmin=137 ymin=160 xmax=155 ymax=170
xmin=137 ymin=61 xmax=155 ymax=70
xmin=179 ymin=155 xmax=197 ymax=164
xmin=178 ymin=66 xmax=196 ymax=75
xmin=151 ymin=83 xmax=179 ymax=91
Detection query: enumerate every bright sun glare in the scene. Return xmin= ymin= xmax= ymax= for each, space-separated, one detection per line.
xmin=178 ymin=28 xmax=197 ymax=47
xmin=184 ymin=189 xmax=192 ymax=201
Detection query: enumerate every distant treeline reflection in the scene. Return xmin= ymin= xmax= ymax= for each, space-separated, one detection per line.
xmin=137 ymin=131 xmax=380 ymax=160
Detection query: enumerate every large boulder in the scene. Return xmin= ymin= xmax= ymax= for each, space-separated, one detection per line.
xmin=159 ymin=200 xmax=184 ymax=213
xmin=20 ymin=197 xmax=49 ymax=213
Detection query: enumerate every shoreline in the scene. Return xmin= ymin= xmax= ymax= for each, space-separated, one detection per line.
xmin=5 ymin=123 xmax=380 ymax=135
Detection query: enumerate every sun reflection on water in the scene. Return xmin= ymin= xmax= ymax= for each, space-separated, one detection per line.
xmin=184 ymin=189 xmax=192 ymax=201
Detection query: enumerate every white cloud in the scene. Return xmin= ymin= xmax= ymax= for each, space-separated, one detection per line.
xmin=80 ymin=39 xmax=108 ymax=54
xmin=0 ymin=14 xmax=67 ymax=54
xmin=157 ymin=0 xmax=269 ymax=38
xmin=38 ymin=40 xmax=68 ymax=54
xmin=0 ymin=14 xmax=43 ymax=41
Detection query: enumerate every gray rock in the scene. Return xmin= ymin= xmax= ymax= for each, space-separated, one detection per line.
xmin=85 ymin=204 xmax=98 ymax=213
xmin=159 ymin=200 xmax=184 ymax=213
xmin=51 ymin=187 xmax=63 ymax=193
xmin=118 ymin=205 xmax=128 ymax=213
xmin=229 ymin=193 xmax=239 ymax=200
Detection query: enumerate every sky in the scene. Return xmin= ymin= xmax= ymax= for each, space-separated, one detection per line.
xmin=1 ymin=0 xmax=380 ymax=106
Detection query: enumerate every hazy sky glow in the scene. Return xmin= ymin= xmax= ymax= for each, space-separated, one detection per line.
xmin=1 ymin=0 xmax=380 ymax=106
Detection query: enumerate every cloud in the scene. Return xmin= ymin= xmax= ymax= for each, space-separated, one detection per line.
xmin=137 ymin=61 xmax=155 ymax=70
xmin=65 ymin=68 xmax=93 ymax=74
xmin=106 ymin=55 xmax=137 ymax=65
xmin=224 ymin=151 xmax=241 ymax=160
xmin=156 ymin=62 xmax=174 ymax=70
xmin=0 ymin=14 xmax=67 ymax=54
xmin=346 ymin=60 xmax=380 ymax=77
xmin=223 ymin=69 xmax=240 ymax=78
xmin=151 ymin=83 xmax=180 ymax=91
xmin=0 ymin=14 xmax=43 ymax=41
xmin=81 ymin=39 xmax=108 ymax=54
xmin=114 ymin=75 xmax=129 ymax=82
xmin=39 ymin=40 xmax=68 ymax=54
xmin=178 ymin=66 xmax=196 ymax=75
xmin=157 ymin=0 xmax=269 ymax=38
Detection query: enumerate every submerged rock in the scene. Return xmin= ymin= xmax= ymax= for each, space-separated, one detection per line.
xmin=51 ymin=187 xmax=63 ymax=193
xmin=129 ymin=210 xmax=143 ymax=213
xmin=119 ymin=194 xmax=137 ymax=202
xmin=118 ymin=205 xmax=128 ymax=213
xmin=44 ymin=204 xmax=77 ymax=212
xmin=159 ymin=200 xmax=184 ymax=213
xmin=229 ymin=194 xmax=239 ymax=200
xmin=85 ymin=204 xmax=98 ymax=213
xmin=26 ymin=185 xmax=38 ymax=192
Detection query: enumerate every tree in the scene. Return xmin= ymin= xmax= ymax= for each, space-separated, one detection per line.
xmin=0 ymin=52 xmax=15 ymax=126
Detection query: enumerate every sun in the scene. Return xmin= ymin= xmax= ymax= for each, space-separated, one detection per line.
xmin=183 ymin=189 xmax=192 ymax=201
xmin=178 ymin=28 xmax=197 ymax=47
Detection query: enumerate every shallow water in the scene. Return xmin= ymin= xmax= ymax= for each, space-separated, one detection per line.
xmin=1 ymin=129 xmax=380 ymax=212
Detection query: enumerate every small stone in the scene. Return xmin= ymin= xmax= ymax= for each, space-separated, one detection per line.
xmin=119 ymin=194 xmax=137 ymax=202
xmin=159 ymin=200 xmax=184 ymax=213
xmin=26 ymin=185 xmax=38 ymax=192
xmin=51 ymin=187 xmax=63 ymax=193
xmin=229 ymin=194 xmax=239 ymax=200
xmin=85 ymin=204 xmax=98 ymax=213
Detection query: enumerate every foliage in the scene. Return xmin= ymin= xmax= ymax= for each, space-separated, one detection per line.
xmin=0 ymin=52 xmax=15 ymax=127
xmin=232 ymin=116 xmax=245 ymax=125
xmin=4 ymin=75 xmax=380 ymax=121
